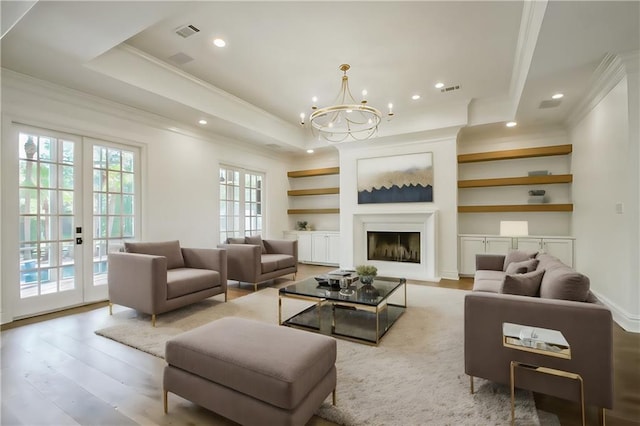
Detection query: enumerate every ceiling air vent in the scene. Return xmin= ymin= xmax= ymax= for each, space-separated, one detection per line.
xmin=168 ymin=52 xmax=194 ymax=65
xmin=175 ymin=24 xmax=200 ymax=38
xmin=539 ymin=99 xmax=562 ymax=109
xmin=440 ymin=85 xmax=461 ymax=93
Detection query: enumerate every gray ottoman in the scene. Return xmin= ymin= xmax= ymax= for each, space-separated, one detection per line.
xmin=163 ymin=317 xmax=337 ymax=426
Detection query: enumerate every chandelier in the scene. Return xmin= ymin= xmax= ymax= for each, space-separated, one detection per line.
xmin=300 ymin=64 xmax=393 ymax=143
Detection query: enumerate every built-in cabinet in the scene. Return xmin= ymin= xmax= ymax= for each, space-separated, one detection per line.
xmin=459 ymin=234 xmax=575 ymax=275
xmin=283 ymin=231 xmax=340 ymax=266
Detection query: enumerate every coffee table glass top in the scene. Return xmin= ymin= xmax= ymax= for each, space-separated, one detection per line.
xmin=279 ymin=276 xmax=404 ymax=306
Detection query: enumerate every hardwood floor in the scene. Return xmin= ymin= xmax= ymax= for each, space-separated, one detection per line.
xmin=2 ymin=265 xmax=638 ymax=425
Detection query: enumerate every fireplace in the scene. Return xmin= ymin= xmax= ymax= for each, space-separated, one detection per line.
xmin=352 ymin=212 xmax=437 ymax=281
xmin=367 ymin=231 xmax=420 ymax=263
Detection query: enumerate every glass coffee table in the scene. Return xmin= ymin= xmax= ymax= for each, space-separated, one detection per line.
xmin=278 ymin=275 xmax=406 ymax=345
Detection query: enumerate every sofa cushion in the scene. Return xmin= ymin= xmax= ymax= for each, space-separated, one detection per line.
xmin=501 ymin=269 xmax=545 ymax=296
xmin=246 ymin=234 xmax=267 ymax=254
xmin=505 ymin=259 xmax=539 ymax=275
xmin=535 ymin=253 xmax=566 ymax=272
xmin=472 ymin=270 xmax=505 ymax=293
xmin=166 ymin=268 xmax=220 ymax=299
xmin=503 ymin=250 xmax=537 ymax=271
xmin=226 ymin=237 xmax=246 ymax=244
xmin=125 ymin=240 xmax=185 ymax=269
xmin=261 ymin=254 xmax=281 ymax=273
xmin=540 ymin=267 xmax=590 ymax=301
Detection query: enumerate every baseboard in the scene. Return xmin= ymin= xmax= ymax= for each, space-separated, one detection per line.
xmin=440 ymin=270 xmax=460 ymax=281
xmin=592 ymin=289 xmax=640 ymax=333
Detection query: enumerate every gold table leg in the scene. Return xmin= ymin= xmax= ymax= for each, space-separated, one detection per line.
xmin=511 ymin=361 xmax=585 ymax=426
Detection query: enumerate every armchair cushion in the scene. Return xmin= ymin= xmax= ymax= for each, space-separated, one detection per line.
xmin=246 ymin=234 xmax=267 ymax=254
xmin=226 ymin=237 xmax=246 ymax=244
xmin=167 ymin=268 xmax=221 ymax=299
xmin=125 ymin=240 xmax=185 ymax=269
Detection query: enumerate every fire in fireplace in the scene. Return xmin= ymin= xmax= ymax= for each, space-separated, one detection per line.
xmin=367 ymin=231 xmax=420 ymax=263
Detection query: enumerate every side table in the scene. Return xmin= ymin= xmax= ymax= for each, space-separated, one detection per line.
xmin=502 ymin=322 xmax=586 ymax=426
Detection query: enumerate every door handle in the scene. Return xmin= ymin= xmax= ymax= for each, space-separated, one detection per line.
xmin=76 ymin=237 xmax=83 ymax=245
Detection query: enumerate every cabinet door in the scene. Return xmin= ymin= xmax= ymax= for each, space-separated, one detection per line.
xmin=543 ymin=239 xmax=574 ymax=267
xmin=485 ymin=237 xmax=512 ymax=254
xmin=297 ymin=233 xmax=312 ymax=263
xmin=459 ymin=237 xmax=486 ymax=275
xmin=326 ymin=233 xmax=341 ymax=265
xmin=516 ymin=238 xmax=543 ymax=253
xmin=311 ymin=234 xmax=329 ymax=263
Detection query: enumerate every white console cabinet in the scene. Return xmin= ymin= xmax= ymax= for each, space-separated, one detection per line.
xmin=283 ymin=231 xmax=340 ymax=266
xmin=459 ymin=236 xmax=512 ymax=275
xmin=515 ymin=237 xmax=574 ymax=267
xmin=459 ymin=234 xmax=575 ymax=275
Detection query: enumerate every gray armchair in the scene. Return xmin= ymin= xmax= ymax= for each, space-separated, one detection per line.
xmin=108 ymin=240 xmax=227 ymax=326
xmin=218 ymin=236 xmax=297 ymax=291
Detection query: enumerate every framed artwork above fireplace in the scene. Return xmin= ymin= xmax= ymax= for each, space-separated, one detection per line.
xmin=357 ymin=152 xmax=433 ymax=204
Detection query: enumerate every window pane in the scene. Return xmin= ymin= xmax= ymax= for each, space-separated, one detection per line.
xmin=107 ymin=149 xmax=121 ymax=170
xmin=20 ymin=189 xmax=38 ymax=214
xmin=123 ymin=217 xmax=134 ymax=237
xmin=39 ymin=163 xmax=57 ymax=188
xmin=38 ymin=137 xmax=55 ymax=161
xmin=108 ymin=171 xmax=121 ymax=192
xmin=60 ymin=165 xmax=74 ymax=190
xmin=108 ymin=194 xmax=122 ymax=214
xmin=122 ymin=195 xmax=134 ymax=215
xmin=94 ymin=216 xmax=107 ymax=238
xmin=60 ymin=216 xmax=73 ymax=240
xmin=62 ymin=140 xmax=74 ymax=164
xmin=94 ymin=193 xmax=107 ymax=214
xmin=20 ymin=160 xmax=37 ymax=187
xmin=60 ymin=191 xmax=73 ymax=214
xmin=122 ymin=151 xmax=134 ymax=172
xmin=94 ymin=146 xmax=107 ymax=169
xmin=122 ymin=173 xmax=134 ymax=193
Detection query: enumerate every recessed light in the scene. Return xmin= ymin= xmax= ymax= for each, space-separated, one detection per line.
xmin=306 ymin=149 xmax=314 ymax=154
xmin=198 ymin=119 xmax=207 ymax=125
xmin=213 ymin=38 xmax=226 ymax=47
xmin=551 ymin=93 xmax=564 ymax=99
xmin=506 ymin=121 xmax=517 ymax=128
xmin=412 ymin=94 xmax=421 ymax=100
xmin=434 ymin=82 xmax=444 ymax=89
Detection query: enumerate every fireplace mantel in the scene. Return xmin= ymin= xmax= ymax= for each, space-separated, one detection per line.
xmin=352 ymin=212 xmax=438 ymax=281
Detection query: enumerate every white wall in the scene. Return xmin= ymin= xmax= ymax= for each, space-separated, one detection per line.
xmin=571 ymin=71 xmax=640 ymax=332
xmin=1 ymin=72 xmax=293 ymax=321
xmin=337 ymin=127 xmax=461 ymax=280
xmin=457 ymin=126 xmax=572 ymax=236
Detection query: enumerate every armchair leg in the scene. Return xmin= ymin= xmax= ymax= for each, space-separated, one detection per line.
xmin=254 ymin=283 xmax=258 ymax=292
xmin=292 ymin=273 xmax=296 ymax=281
xmin=108 ymin=302 xmax=113 ymax=315
xmin=224 ymin=290 xmax=228 ymax=302
xmin=163 ymin=389 xmax=168 ymax=414
xmin=469 ymin=375 xmax=474 ymax=394
xmin=152 ymin=314 xmax=157 ymax=327
xmin=599 ymin=408 xmax=606 ymax=426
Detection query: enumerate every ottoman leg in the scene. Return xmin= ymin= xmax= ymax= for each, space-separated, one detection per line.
xmin=163 ymin=389 xmax=168 ymax=414
xmin=332 ymin=388 xmax=336 ymax=405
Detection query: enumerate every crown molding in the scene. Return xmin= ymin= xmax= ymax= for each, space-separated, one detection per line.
xmin=1 ymin=69 xmax=293 ymax=161
xmin=567 ymin=51 xmax=639 ymax=127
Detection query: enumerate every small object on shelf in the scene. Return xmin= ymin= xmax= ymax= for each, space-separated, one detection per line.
xmin=296 ymin=221 xmax=308 ymax=231
xmin=528 ymin=189 xmax=546 ymax=196
xmin=528 ymin=170 xmax=550 ymax=176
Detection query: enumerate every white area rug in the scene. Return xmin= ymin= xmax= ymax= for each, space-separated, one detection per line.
xmin=96 ymin=285 xmax=549 ymax=425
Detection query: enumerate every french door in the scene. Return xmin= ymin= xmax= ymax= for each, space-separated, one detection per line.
xmin=13 ymin=125 xmax=140 ymax=318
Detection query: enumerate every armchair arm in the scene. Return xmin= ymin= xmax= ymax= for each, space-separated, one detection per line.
xmin=108 ymin=252 xmax=168 ymax=314
xmin=264 ymin=239 xmax=298 ymax=260
xmin=464 ymin=292 xmax=613 ymax=408
xmin=182 ymin=248 xmax=227 ymax=290
xmin=217 ymin=244 xmax=261 ymax=282
xmin=476 ymin=254 xmax=505 ymax=271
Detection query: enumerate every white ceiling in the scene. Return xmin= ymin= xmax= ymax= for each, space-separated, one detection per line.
xmin=2 ymin=1 xmax=638 ymax=153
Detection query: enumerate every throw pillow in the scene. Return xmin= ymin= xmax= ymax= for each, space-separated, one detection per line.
xmin=124 ymin=240 xmax=185 ymax=269
xmin=245 ymin=234 xmax=267 ymax=254
xmin=505 ymin=258 xmax=539 ymax=275
xmin=501 ymin=269 xmax=545 ymax=297
xmin=503 ymin=250 xmax=537 ymax=271
xmin=226 ymin=237 xmax=246 ymax=244
xmin=539 ymin=267 xmax=590 ymax=301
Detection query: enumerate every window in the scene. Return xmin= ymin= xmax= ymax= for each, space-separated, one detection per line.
xmin=219 ymin=166 xmax=264 ymax=243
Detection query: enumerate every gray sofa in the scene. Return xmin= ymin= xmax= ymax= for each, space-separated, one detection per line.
xmin=218 ymin=235 xmax=297 ymax=291
xmin=108 ymin=240 xmax=227 ymax=326
xmin=465 ymin=251 xmax=613 ymax=416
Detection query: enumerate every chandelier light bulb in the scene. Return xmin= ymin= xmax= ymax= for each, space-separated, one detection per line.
xmin=306 ymin=149 xmax=314 ymax=154
xmin=552 ymin=93 xmax=564 ymax=99
xmin=506 ymin=121 xmax=517 ymax=127
xmin=299 ymin=112 xmax=305 ymax=125
xmin=435 ymin=82 xmax=444 ymax=89
xmin=198 ymin=119 xmax=207 ymax=125
xmin=213 ymin=38 xmax=226 ymax=48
